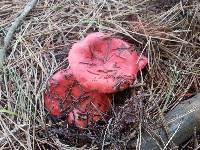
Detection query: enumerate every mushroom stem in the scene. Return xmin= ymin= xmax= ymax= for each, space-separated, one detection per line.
xmin=127 ymin=93 xmax=200 ymax=149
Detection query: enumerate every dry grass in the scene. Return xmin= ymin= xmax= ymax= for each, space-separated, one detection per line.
xmin=1 ymin=0 xmax=200 ymax=149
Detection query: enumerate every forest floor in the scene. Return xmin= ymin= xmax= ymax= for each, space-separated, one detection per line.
xmin=0 ymin=0 xmax=200 ymax=149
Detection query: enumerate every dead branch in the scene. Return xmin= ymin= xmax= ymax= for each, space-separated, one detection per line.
xmin=0 ymin=0 xmax=38 ymax=107
xmin=0 ymin=0 xmax=38 ymax=66
xmin=0 ymin=124 xmax=28 ymax=146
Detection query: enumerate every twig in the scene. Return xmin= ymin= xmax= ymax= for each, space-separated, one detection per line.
xmin=0 ymin=0 xmax=38 ymax=102
xmin=0 ymin=124 xmax=28 ymax=146
xmin=0 ymin=3 xmax=38 ymax=145
xmin=0 ymin=0 xmax=38 ymax=66
xmin=194 ymin=144 xmax=200 ymax=150
xmin=101 ymin=118 xmax=112 ymax=150
xmin=0 ymin=39 xmax=3 ymax=104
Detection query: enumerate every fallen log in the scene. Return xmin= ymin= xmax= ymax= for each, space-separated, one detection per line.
xmin=127 ymin=94 xmax=200 ymax=149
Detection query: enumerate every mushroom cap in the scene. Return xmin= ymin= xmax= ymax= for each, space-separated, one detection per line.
xmin=68 ymin=32 xmax=148 ymax=93
xmin=67 ymin=93 xmax=111 ymax=128
xmin=78 ymin=92 xmax=111 ymax=122
xmin=44 ymin=68 xmax=111 ymax=128
xmin=44 ymin=69 xmax=82 ymax=117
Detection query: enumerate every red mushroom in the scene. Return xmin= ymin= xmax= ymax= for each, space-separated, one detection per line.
xmin=44 ymin=69 xmax=75 ymax=117
xmin=68 ymin=32 xmax=148 ymax=93
xmin=44 ymin=68 xmax=111 ymax=128
xmin=67 ymin=93 xmax=111 ymax=128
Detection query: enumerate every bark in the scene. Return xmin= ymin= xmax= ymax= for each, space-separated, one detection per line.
xmin=127 ymin=94 xmax=200 ymax=149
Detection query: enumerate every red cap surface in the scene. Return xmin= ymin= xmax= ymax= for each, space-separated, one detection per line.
xmin=44 ymin=68 xmax=111 ymax=128
xmin=67 ymin=93 xmax=111 ymax=128
xmin=44 ymin=69 xmax=81 ymax=117
xmin=68 ymin=32 xmax=148 ymax=93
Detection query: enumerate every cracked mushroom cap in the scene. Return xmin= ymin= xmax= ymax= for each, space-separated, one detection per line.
xmin=44 ymin=68 xmax=111 ymax=128
xmin=68 ymin=32 xmax=148 ymax=93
